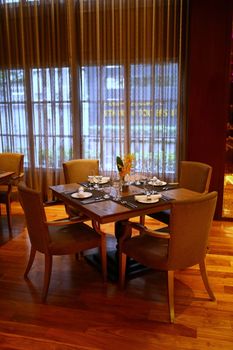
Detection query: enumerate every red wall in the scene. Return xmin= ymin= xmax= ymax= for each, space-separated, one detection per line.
xmin=187 ymin=0 xmax=232 ymax=218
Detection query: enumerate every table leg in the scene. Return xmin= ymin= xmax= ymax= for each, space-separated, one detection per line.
xmin=85 ymin=220 xmax=150 ymax=282
xmin=115 ymin=220 xmax=150 ymax=280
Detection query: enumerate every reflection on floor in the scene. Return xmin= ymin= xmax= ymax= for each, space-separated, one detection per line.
xmin=223 ymin=174 xmax=233 ymax=218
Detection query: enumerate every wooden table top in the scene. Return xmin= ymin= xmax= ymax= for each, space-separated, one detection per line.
xmin=50 ymin=183 xmax=202 ymax=225
xmin=0 ymin=171 xmax=15 ymax=184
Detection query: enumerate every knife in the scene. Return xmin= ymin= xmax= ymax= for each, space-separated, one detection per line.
xmin=81 ymin=198 xmax=106 ymax=204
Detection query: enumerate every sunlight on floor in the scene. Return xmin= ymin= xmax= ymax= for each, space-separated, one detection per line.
xmin=223 ymin=174 xmax=233 ymax=218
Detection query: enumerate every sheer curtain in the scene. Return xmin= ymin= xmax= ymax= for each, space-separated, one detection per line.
xmin=0 ymin=0 xmax=187 ymax=199
xmin=76 ymin=0 xmax=187 ymax=179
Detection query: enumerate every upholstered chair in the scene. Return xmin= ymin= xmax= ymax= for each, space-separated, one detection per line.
xmin=0 ymin=153 xmax=24 ymax=232
xmin=146 ymin=161 xmax=213 ymax=225
xmin=62 ymin=159 xmax=99 ymax=218
xmin=119 ymin=191 xmax=217 ymax=322
xmin=63 ymin=159 xmax=99 ymax=184
xmin=18 ymin=182 xmax=107 ymax=302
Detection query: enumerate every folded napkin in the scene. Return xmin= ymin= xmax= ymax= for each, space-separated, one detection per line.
xmin=148 ymin=177 xmax=166 ymax=186
xmin=78 ymin=192 xmax=87 ymax=198
xmin=100 ymin=176 xmax=110 ymax=183
xmin=134 ymin=193 xmax=162 ymax=201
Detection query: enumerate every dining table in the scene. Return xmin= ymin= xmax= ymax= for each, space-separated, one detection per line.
xmin=0 ymin=170 xmax=15 ymax=184
xmin=50 ymin=181 xmax=203 ymax=280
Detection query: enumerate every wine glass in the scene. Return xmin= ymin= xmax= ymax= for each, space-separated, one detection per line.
xmin=88 ymin=175 xmax=95 ymax=190
xmin=134 ymin=173 xmax=141 ymax=185
xmin=112 ymin=178 xmax=122 ymax=200
xmin=94 ymin=175 xmax=103 ymax=189
xmin=103 ymin=186 xmax=111 ymax=199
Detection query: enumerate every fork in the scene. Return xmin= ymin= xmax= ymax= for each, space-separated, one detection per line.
xmin=121 ymin=200 xmax=137 ymax=208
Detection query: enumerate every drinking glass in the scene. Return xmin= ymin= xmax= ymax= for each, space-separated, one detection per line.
xmin=88 ymin=175 xmax=95 ymax=190
xmin=112 ymin=178 xmax=122 ymax=200
xmin=135 ymin=173 xmax=141 ymax=185
xmin=103 ymin=186 xmax=111 ymax=199
xmin=94 ymin=175 xmax=103 ymax=189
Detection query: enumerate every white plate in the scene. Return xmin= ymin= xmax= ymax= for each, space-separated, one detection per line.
xmin=148 ymin=180 xmax=167 ymax=187
xmin=100 ymin=177 xmax=110 ymax=184
xmin=136 ymin=197 xmax=159 ymax=204
xmin=71 ymin=192 xmax=92 ymax=199
xmin=135 ymin=194 xmax=161 ymax=204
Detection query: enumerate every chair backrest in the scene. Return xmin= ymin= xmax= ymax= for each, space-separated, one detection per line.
xmin=63 ymin=159 xmax=99 ymax=183
xmin=18 ymin=182 xmax=50 ymax=254
xmin=168 ymin=191 xmax=217 ymax=270
xmin=179 ymin=161 xmax=212 ymax=193
xmin=0 ymin=152 xmax=24 ymax=184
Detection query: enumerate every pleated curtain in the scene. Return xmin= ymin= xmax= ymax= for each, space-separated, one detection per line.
xmin=0 ymin=0 xmax=187 ymax=199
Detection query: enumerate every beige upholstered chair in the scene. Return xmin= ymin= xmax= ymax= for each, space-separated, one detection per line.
xmin=119 ymin=191 xmax=217 ymax=323
xmin=63 ymin=159 xmax=99 ymax=184
xmin=147 ymin=161 xmax=213 ymax=225
xmin=62 ymin=159 xmax=99 ymax=218
xmin=0 ymin=153 xmax=24 ymax=232
xmin=18 ymin=182 xmax=106 ymax=302
xmin=179 ymin=161 xmax=212 ymax=193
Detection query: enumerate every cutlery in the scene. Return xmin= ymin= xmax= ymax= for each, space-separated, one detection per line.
xmin=81 ymin=183 xmax=89 ymax=188
xmin=162 ymin=194 xmax=172 ymax=201
xmin=81 ymin=198 xmax=106 ymax=204
xmin=63 ymin=190 xmax=78 ymax=195
xmin=122 ymin=201 xmax=137 ymax=208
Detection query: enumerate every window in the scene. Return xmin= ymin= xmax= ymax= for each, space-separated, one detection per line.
xmin=0 ymin=0 xmax=186 ymax=196
xmin=1 ymin=62 xmax=178 ymax=178
xmin=81 ymin=65 xmax=125 ymax=172
xmin=31 ymin=68 xmax=72 ymax=168
xmin=80 ymin=62 xmax=178 ymax=177
xmin=0 ymin=68 xmax=73 ymax=169
xmin=0 ymin=69 xmax=28 ymax=158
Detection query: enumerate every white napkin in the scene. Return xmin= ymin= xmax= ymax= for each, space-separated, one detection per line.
xmin=78 ymin=191 xmax=87 ymax=198
xmin=134 ymin=193 xmax=162 ymax=201
xmin=101 ymin=176 xmax=110 ymax=182
xmin=148 ymin=178 xmax=166 ymax=186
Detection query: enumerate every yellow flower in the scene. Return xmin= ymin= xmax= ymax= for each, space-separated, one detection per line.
xmin=116 ymin=153 xmax=135 ymax=178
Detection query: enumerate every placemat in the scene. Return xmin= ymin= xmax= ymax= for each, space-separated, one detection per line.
xmin=62 ymin=188 xmax=108 ymax=205
xmin=119 ymin=194 xmax=174 ymax=209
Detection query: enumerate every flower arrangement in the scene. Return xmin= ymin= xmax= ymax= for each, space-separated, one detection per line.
xmin=116 ymin=153 xmax=135 ymax=179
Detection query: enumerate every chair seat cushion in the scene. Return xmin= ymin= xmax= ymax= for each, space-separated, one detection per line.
xmin=48 ymin=222 xmax=101 ymax=255
xmin=122 ymin=234 xmax=169 ymax=270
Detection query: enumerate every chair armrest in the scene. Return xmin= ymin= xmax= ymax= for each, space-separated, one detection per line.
xmin=12 ymin=172 xmax=24 ymax=180
xmin=143 ymin=227 xmax=170 ymax=239
xmin=69 ymin=214 xmax=90 ymax=222
xmin=11 ymin=172 xmax=24 ymax=185
xmin=45 ymin=216 xmax=87 ymax=226
xmin=125 ymin=221 xmax=171 ymax=239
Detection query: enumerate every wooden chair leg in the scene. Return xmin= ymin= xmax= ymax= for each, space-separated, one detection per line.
xmin=140 ymin=215 xmax=145 ymax=225
xmin=167 ymin=270 xmax=175 ymax=323
xmin=92 ymin=220 xmax=107 ymax=282
xmin=119 ymin=252 xmax=127 ymax=289
xmin=6 ymin=198 xmax=12 ymax=233
xmin=99 ymin=235 xmax=107 ymax=282
xmin=24 ymin=247 xmax=36 ymax=278
xmin=42 ymin=254 xmax=53 ymax=303
xmin=199 ymin=259 xmax=215 ymax=301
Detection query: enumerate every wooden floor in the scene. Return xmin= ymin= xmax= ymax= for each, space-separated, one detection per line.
xmin=0 ymin=202 xmax=233 ymax=350
xmin=223 ymin=174 xmax=233 ymax=218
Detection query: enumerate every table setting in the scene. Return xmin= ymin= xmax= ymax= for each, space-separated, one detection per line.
xmin=60 ymin=153 xmax=178 ymax=210
xmin=63 ymin=178 xmax=174 ymax=211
